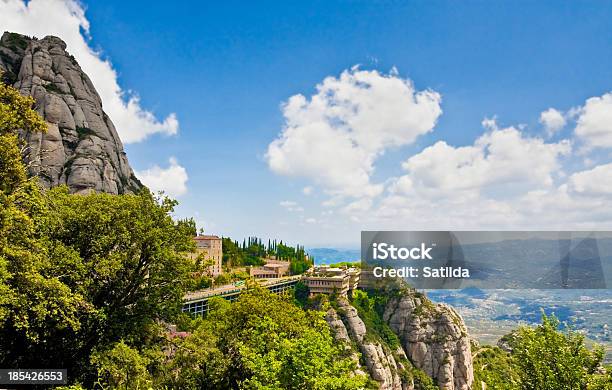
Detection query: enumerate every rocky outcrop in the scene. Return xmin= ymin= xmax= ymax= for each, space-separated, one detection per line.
xmin=329 ymin=298 xmax=413 ymax=390
xmin=0 ymin=32 xmax=142 ymax=194
xmin=323 ymin=286 xmax=475 ymax=390
xmin=325 ymin=308 xmax=369 ymax=378
xmin=384 ymin=290 xmax=474 ymax=390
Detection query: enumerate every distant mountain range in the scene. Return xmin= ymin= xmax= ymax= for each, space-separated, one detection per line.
xmin=306 ymin=248 xmax=360 ymax=265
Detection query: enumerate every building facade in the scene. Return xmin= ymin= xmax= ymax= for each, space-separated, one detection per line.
xmin=191 ymin=235 xmax=223 ymax=277
xmin=302 ymin=265 xmax=361 ymax=297
xmin=249 ymin=258 xmax=290 ymax=279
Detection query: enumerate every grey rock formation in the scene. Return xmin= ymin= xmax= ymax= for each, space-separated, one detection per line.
xmin=325 ymin=308 xmax=369 ymax=379
xmin=0 ymin=32 xmax=142 ymax=194
xmin=330 ymin=298 xmax=413 ymax=390
xmin=384 ymin=291 xmax=474 ymax=390
xmin=325 ymin=307 xmax=352 ymax=344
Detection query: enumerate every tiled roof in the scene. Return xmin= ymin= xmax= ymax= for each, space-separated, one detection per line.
xmin=194 ymin=235 xmax=220 ymax=240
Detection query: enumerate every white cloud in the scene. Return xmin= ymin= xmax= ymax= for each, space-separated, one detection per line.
xmin=135 ymin=157 xmax=188 ymax=197
xmin=345 ymin=123 xmax=586 ymax=230
xmin=514 ymin=185 xmax=612 ymax=228
xmin=265 ymin=72 xmax=612 ymax=237
xmin=0 ymin=0 xmax=178 ymax=143
xmin=269 ymin=79 xmax=610 ymax=232
xmin=398 ymin=122 xmax=571 ymax=197
xmin=568 ymin=163 xmax=612 ymax=196
xmin=302 ymin=186 xmax=313 ymax=195
xmin=574 ymin=92 xmax=612 ymax=149
xmin=266 ymin=67 xmax=442 ymax=200
xmin=280 ymin=200 xmax=303 ymax=212
xmin=305 ymin=217 xmax=317 ymax=224
xmin=330 ymin=119 xmax=612 ymax=232
xmin=349 ymin=181 xmax=612 ymax=232
xmin=540 ymin=108 xmax=567 ymax=136
xmin=342 ymin=198 xmax=373 ymax=214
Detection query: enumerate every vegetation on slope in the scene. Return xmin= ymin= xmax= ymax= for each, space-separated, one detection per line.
xmin=351 ymin=289 xmax=401 ymax=349
xmin=53 ymin=289 xmax=367 ymax=389
xmin=474 ymin=311 xmax=611 ymax=390
xmin=78 ymin=287 xmax=367 ymax=389
xmin=160 ymin=287 xmax=366 ymax=389
xmin=0 ymin=80 xmax=191 ymax=385
xmin=473 ymin=345 xmax=522 ymax=389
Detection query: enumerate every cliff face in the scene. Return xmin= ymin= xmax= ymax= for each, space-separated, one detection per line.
xmin=327 ymin=298 xmax=412 ymax=390
xmin=384 ymin=292 xmax=474 ymax=390
xmin=0 ymin=32 xmax=141 ymax=194
xmin=325 ymin=289 xmax=474 ymax=390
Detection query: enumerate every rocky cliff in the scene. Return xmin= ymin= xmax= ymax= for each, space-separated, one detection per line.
xmin=0 ymin=32 xmax=141 ymax=194
xmin=325 ymin=288 xmax=474 ymax=390
xmin=327 ymin=298 xmax=411 ymax=390
xmin=384 ymin=291 xmax=474 ymax=390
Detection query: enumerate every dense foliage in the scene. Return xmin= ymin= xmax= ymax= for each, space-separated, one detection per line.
xmin=473 ymin=345 xmax=522 ymax=389
xmin=351 ymin=290 xmax=400 ymax=349
xmin=511 ymin=313 xmax=608 ymax=390
xmin=87 ymin=288 xmax=367 ymax=389
xmin=0 ymin=81 xmax=196 ymax=384
xmin=293 ymin=280 xmax=310 ymax=307
xmin=222 ymin=237 xmax=265 ymax=266
xmin=0 ymin=183 xmax=197 ymax=382
xmin=222 ymin=236 xmax=313 ymax=274
xmin=158 ymin=288 xmax=367 ymax=389
xmin=474 ymin=312 xmax=611 ymax=390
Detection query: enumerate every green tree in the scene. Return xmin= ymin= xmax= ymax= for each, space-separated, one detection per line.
xmin=0 ymin=80 xmax=87 ymax=368
xmin=167 ymin=288 xmax=366 ymax=389
xmin=222 ymin=235 xmax=312 ymax=270
xmin=293 ymin=280 xmax=310 ymax=307
xmin=0 ymin=75 xmax=49 ymax=324
xmin=508 ymin=311 xmax=604 ymax=390
xmin=0 ymin=82 xmax=197 ymax=384
xmin=587 ymin=366 xmax=612 ymax=390
xmin=36 ymin=188 xmax=194 ymax=377
xmin=473 ymin=345 xmax=521 ymax=390
xmin=90 ymin=340 xmax=154 ymax=390
xmin=1 ymin=185 xmax=196 ymax=382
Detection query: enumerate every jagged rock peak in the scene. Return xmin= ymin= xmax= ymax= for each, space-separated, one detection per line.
xmin=326 ymin=298 xmax=413 ymax=390
xmin=384 ymin=289 xmax=474 ymax=390
xmin=0 ymin=31 xmax=142 ymax=194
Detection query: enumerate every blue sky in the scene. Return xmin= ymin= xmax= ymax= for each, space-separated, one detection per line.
xmin=3 ymin=1 xmax=612 ymax=247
